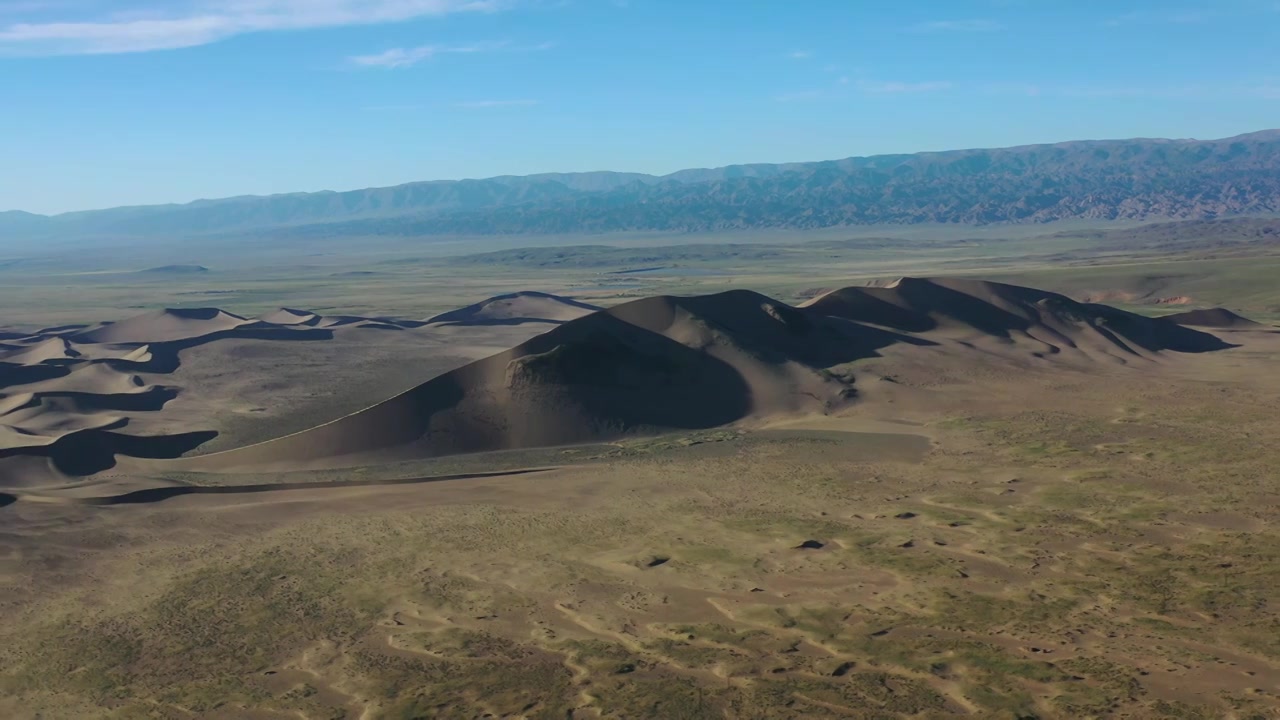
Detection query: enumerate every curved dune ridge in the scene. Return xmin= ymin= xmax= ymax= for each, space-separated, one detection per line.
xmin=69 ymin=308 xmax=252 ymax=345
xmin=257 ymin=307 xmax=324 ymax=326
xmin=0 ymin=279 xmax=1243 ymax=486
xmin=801 ymin=277 xmax=1231 ymax=354
xmin=1159 ymin=307 xmax=1268 ymax=329
xmin=426 ymin=291 xmax=603 ymax=326
xmin=0 ymin=305 xmax=451 ymax=488
xmin=182 ymin=278 xmax=1234 ymax=474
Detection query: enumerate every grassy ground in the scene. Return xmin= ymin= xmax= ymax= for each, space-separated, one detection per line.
xmin=3 ymin=350 xmax=1279 ymax=718
xmin=5 ymin=219 xmax=1278 ymax=329
xmin=3 ymin=219 xmax=1279 ymax=717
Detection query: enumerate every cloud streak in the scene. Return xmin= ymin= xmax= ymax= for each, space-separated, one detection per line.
xmin=1103 ymin=9 xmax=1217 ymax=26
xmin=857 ymin=79 xmax=953 ymax=94
xmin=982 ymin=80 xmax=1280 ymax=100
xmin=349 ymin=39 xmax=549 ymax=68
xmin=0 ymin=0 xmax=504 ymax=55
xmin=910 ymin=19 xmax=1003 ymax=33
xmin=350 ymin=41 xmax=497 ymax=67
xmin=773 ymin=89 xmax=825 ymax=103
xmin=454 ymin=99 xmax=538 ymax=108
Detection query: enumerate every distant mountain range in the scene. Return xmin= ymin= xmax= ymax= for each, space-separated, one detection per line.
xmin=4 ymin=130 xmax=1280 ymax=241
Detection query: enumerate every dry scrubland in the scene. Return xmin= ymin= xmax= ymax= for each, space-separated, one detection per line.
xmin=4 ymin=346 xmax=1280 ymax=719
xmin=1 ymin=223 xmax=1280 ymax=719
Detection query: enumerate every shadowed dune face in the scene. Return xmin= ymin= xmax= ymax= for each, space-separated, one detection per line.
xmin=186 ymin=311 xmax=759 ymax=471
xmin=1160 ymin=307 xmax=1268 ymax=329
xmin=0 ymin=429 xmax=218 ymax=479
xmin=0 ymin=307 xmax=450 ymax=486
xmin=806 ymin=277 xmax=1234 ymax=355
xmin=1081 ymin=303 xmax=1235 ymax=352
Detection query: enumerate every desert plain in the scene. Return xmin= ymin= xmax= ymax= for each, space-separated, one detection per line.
xmin=2 ymin=222 xmax=1279 ymax=720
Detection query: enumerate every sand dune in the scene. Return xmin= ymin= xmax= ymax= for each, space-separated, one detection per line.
xmin=71 ymin=308 xmax=251 ymax=344
xmin=258 ymin=308 xmax=323 ymax=326
xmin=1159 ymin=307 xmax=1268 ymax=329
xmin=0 ymin=306 xmax=458 ymax=488
xmin=804 ymin=277 xmax=1227 ymax=357
xmin=426 ymin=291 xmax=603 ymax=326
xmin=185 ymin=278 xmax=1230 ymax=473
xmin=0 ymin=337 xmax=83 ymax=364
xmin=0 ymin=280 xmax=1236 ymax=486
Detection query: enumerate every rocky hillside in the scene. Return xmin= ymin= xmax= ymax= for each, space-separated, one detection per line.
xmin=6 ymin=130 xmax=1279 ymax=240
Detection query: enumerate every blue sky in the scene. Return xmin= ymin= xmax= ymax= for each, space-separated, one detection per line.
xmin=2 ymin=0 xmax=1278 ymax=214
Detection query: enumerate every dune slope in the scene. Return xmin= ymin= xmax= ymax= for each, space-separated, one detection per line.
xmin=187 ymin=278 xmax=1230 ymax=472
xmin=1159 ymin=307 xmax=1267 ymax=329
xmin=0 ymin=307 xmax=443 ymax=487
xmin=426 ymin=291 xmax=603 ymax=326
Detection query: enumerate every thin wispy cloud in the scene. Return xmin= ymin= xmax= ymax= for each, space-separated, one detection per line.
xmin=350 ymin=41 xmax=499 ymax=68
xmin=362 ymin=102 xmax=426 ymax=111
xmin=776 ymin=74 xmax=952 ymax=101
xmin=788 ymin=49 xmax=812 ymax=59
xmin=910 ymin=19 xmax=1004 ymax=33
xmin=982 ymin=81 xmax=1042 ymax=97
xmin=0 ymin=0 xmax=87 ymax=15
xmin=454 ymin=99 xmax=538 ymax=108
xmin=350 ymin=38 xmax=550 ymax=68
xmin=0 ymin=0 xmax=506 ymax=56
xmin=857 ymin=79 xmax=953 ymax=94
xmin=774 ymin=89 xmax=824 ymax=103
xmin=1104 ymin=9 xmax=1216 ymax=26
xmin=1068 ymin=83 xmax=1280 ymax=100
xmin=981 ymin=81 xmax=1280 ymax=100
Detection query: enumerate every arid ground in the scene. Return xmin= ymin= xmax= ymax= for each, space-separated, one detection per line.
xmin=2 ymin=225 xmax=1279 ymax=719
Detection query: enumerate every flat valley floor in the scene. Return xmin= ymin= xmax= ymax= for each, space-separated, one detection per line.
xmin=3 ymin=323 xmax=1279 ymax=719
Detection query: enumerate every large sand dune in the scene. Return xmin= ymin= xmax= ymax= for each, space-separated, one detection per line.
xmin=1159 ymin=307 xmax=1269 ymax=329
xmin=426 ymin=291 xmax=602 ymax=326
xmin=69 ymin=308 xmax=253 ymax=344
xmin=0 ymin=279 xmax=1241 ymax=485
xmin=185 ymin=278 xmax=1232 ymax=472
xmin=802 ymin=277 xmax=1226 ymax=356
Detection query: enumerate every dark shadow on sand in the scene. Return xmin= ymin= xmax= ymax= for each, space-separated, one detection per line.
xmin=77 ymin=467 xmax=552 ymax=506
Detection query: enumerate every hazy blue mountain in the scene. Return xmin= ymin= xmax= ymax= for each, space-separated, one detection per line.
xmin=4 ymin=130 xmax=1279 ymax=242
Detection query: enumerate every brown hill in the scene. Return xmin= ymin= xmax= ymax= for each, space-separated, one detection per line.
xmin=426 ymin=291 xmax=602 ymax=326
xmin=186 ymin=278 xmax=1229 ymax=473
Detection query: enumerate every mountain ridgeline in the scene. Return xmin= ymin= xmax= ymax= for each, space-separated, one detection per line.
xmin=6 ymin=130 xmax=1280 ymax=241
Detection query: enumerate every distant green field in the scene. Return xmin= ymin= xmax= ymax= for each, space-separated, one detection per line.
xmin=2 ymin=217 xmax=1277 ymax=327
